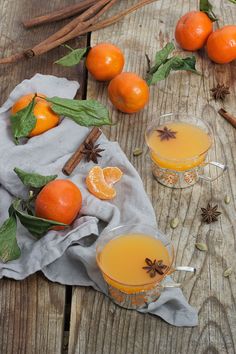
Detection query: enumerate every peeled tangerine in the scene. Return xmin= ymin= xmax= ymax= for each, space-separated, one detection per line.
xmin=86 ymin=166 xmax=123 ymax=200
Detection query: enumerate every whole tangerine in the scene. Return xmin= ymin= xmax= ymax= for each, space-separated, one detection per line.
xmin=35 ymin=179 xmax=82 ymax=226
xmin=206 ymin=25 xmax=236 ymax=64
xmin=175 ymin=11 xmax=213 ymax=51
xmin=86 ymin=43 xmax=125 ymax=81
xmin=108 ymin=72 xmax=149 ymax=114
xmin=11 ymin=93 xmax=60 ymax=137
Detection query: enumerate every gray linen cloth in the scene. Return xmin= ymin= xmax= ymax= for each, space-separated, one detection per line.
xmin=0 ymin=74 xmax=198 ymax=326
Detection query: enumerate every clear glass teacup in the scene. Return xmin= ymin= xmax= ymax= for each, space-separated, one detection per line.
xmin=145 ymin=113 xmax=227 ymax=188
xmin=96 ymin=224 xmax=195 ymax=310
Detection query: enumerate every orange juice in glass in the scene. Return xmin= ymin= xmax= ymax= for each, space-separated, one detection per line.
xmin=145 ymin=113 xmax=227 ymax=188
xmin=96 ymin=224 xmax=195 ymax=309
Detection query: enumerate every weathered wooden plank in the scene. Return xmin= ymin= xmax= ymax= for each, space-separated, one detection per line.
xmin=69 ymin=0 xmax=236 ymax=353
xmin=0 ymin=0 xmax=87 ymax=104
xmin=0 ymin=274 xmax=66 ymax=354
xmin=0 ymin=0 xmax=87 ymax=353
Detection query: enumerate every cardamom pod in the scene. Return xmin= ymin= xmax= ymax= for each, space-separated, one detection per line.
xmin=224 ymin=195 xmax=231 ymax=204
xmin=223 ymin=267 xmax=232 ymax=277
xmin=170 ymin=217 xmax=179 ymax=229
xmin=195 ymin=243 xmax=208 ymax=251
xmin=133 ymin=148 xmax=143 ymax=156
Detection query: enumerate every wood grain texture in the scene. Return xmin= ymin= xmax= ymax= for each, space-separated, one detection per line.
xmin=0 ymin=0 xmax=87 ymax=353
xmin=69 ymin=1 xmax=236 ymax=353
xmin=0 ymin=274 xmax=65 ymax=354
xmin=0 ymin=0 xmax=87 ymax=104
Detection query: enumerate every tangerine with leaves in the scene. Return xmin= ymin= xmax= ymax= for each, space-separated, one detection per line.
xmin=86 ymin=166 xmax=123 ymax=200
xmin=35 ymin=179 xmax=82 ymax=226
xmin=175 ymin=11 xmax=213 ymax=51
xmin=11 ymin=93 xmax=60 ymax=137
xmin=86 ymin=43 xmax=125 ymax=81
xmin=108 ymin=72 xmax=149 ymax=113
xmin=206 ymin=25 xmax=236 ymax=64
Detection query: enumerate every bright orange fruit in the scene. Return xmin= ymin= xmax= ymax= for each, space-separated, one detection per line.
xmin=206 ymin=25 xmax=236 ymax=64
xmin=11 ymin=93 xmax=60 ymax=137
xmin=108 ymin=72 xmax=149 ymax=114
xmin=35 ymin=179 xmax=82 ymax=226
xmin=86 ymin=166 xmax=123 ymax=200
xmin=86 ymin=43 xmax=125 ymax=81
xmin=175 ymin=11 xmax=213 ymax=51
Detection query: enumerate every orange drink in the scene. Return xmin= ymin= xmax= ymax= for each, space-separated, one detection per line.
xmin=96 ymin=224 xmax=176 ymax=309
xmin=98 ymin=234 xmax=171 ymax=294
xmin=145 ymin=113 xmax=227 ymax=188
xmin=147 ymin=122 xmax=212 ymax=171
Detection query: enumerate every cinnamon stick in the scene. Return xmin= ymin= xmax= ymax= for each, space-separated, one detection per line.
xmin=23 ymin=0 xmax=97 ymax=28
xmin=0 ymin=0 xmax=113 ymax=64
xmin=78 ymin=0 xmax=157 ymax=35
xmin=0 ymin=0 xmax=158 ymax=65
xmin=33 ymin=0 xmax=153 ymax=54
xmin=218 ymin=108 xmax=236 ymax=129
xmin=34 ymin=0 xmax=112 ymax=48
xmin=63 ymin=127 xmax=102 ymax=176
xmin=31 ymin=0 xmax=116 ymax=57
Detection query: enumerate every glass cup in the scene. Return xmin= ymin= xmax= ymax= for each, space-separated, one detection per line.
xmin=96 ymin=224 xmax=195 ymax=310
xmin=145 ymin=113 xmax=228 ymax=188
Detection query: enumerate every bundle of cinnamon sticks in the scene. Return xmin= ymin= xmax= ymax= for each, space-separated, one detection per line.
xmin=0 ymin=0 xmax=157 ymax=65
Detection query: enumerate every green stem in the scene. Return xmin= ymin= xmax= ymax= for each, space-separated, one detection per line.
xmin=62 ymin=44 xmax=74 ymax=52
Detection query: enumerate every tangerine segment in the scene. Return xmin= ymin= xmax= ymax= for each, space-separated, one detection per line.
xmin=86 ymin=166 xmax=117 ymax=200
xmin=103 ymin=167 xmax=123 ymax=185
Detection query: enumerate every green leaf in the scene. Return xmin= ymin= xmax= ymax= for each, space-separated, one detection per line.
xmin=228 ymin=0 xmax=236 ymax=3
xmin=200 ymin=0 xmax=218 ymax=21
xmin=149 ymin=42 xmax=175 ymax=75
xmin=14 ymin=167 xmax=57 ymax=188
xmin=147 ymin=55 xmax=199 ymax=85
xmin=171 ymin=56 xmax=200 ymax=73
xmin=0 ymin=214 xmax=21 ymax=263
xmin=10 ymin=96 xmax=37 ymax=143
xmin=12 ymin=199 xmax=67 ymax=238
xmin=55 ymin=47 xmax=88 ymax=67
xmin=47 ymin=97 xmax=112 ymax=127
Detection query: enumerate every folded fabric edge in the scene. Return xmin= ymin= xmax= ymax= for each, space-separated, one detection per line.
xmin=0 ymin=73 xmax=80 ymax=114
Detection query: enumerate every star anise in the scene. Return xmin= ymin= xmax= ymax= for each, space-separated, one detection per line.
xmin=156 ymin=126 xmax=177 ymax=141
xmin=142 ymin=258 xmax=168 ymax=278
xmin=201 ymin=203 xmax=221 ymax=224
xmin=81 ymin=141 xmax=105 ymax=164
xmin=210 ymin=84 xmax=230 ymax=101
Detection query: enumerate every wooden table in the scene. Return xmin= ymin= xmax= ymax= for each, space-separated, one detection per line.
xmin=0 ymin=1 xmax=236 ymax=353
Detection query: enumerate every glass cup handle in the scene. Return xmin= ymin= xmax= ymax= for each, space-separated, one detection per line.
xmin=162 ymin=266 xmax=196 ymax=288
xmin=198 ymin=161 xmax=228 ymax=182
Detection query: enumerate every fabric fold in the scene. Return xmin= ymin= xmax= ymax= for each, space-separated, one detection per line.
xmin=0 ymin=74 xmax=198 ymax=327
